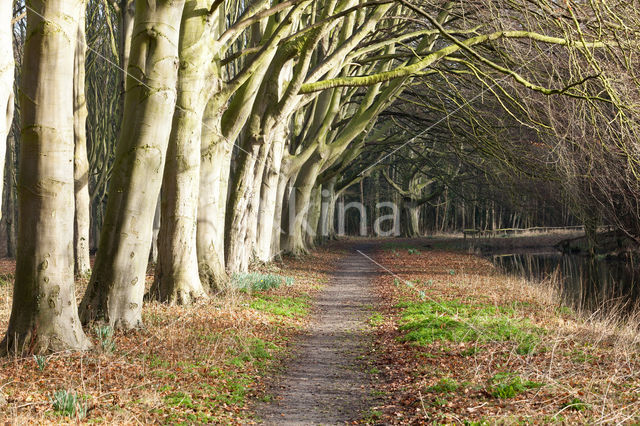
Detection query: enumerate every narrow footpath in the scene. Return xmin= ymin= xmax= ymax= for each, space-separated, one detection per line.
xmin=258 ymin=244 xmax=378 ymax=425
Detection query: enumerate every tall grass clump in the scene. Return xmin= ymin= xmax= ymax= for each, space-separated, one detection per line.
xmin=51 ymin=390 xmax=87 ymax=418
xmin=231 ymin=273 xmax=294 ymax=292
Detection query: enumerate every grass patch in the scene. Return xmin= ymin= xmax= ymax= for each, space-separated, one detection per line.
xmin=227 ymin=337 xmax=276 ymax=368
xmin=561 ymin=397 xmax=591 ymax=412
xmin=397 ymin=299 xmax=542 ymax=348
xmin=426 ymin=377 xmax=460 ymax=394
xmin=250 ymin=295 xmax=309 ymax=318
xmin=368 ymin=312 xmax=384 ymax=327
xmin=487 ymin=372 xmax=543 ymax=398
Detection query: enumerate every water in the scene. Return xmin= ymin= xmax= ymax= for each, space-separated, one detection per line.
xmin=488 ymin=250 xmax=640 ymax=316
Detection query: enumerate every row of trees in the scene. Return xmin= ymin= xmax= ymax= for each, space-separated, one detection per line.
xmin=1 ymin=0 xmax=637 ymax=354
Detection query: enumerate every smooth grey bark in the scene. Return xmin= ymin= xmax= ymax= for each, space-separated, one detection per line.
xmin=305 ymin=185 xmax=322 ymax=247
xmin=283 ymin=153 xmax=323 ymax=255
xmin=119 ymin=0 xmax=135 ymax=89
xmin=151 ymin=0 xmax=220 ymax=304
xmin=4 ymin=133 xmax=15 ymax=258
xmin=150 ymin=196 xmax=160 ymax=263
xmin=256 ymin=125 xmax=287 ymax=261
xmin=74 ymin=11 xmax=92 ymax=276
xmin=80 ymin=0 xmax=185 ymax=329
xmin=197 ymin=98 xmax=231 ymax=292
xmin=2 ymin=0 xmax=91 ymax=355
xmin=319 ymin=178 xmax=337 ymax=240
xmin=0 ymin=0 xmax=13 ymax=223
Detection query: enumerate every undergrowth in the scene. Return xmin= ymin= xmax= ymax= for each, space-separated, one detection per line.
xmin=231 ymin=272 xmax=294 ymax=291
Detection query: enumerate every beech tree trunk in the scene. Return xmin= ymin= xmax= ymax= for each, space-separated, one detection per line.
xmin=150 ymin=196 xmax=160 ymax=263
xmin=74 ymin=12 xmax=92 ymax=276
xmin=320 ymin=178 xmax=337 ymax=240
xmin=283 ymin=155 xmax=323 ymax=255
xmin=80 ymin=0 xmax=185 ymax=329
xmin=2 ymin=0 xmax=91 ymax=355
xmin=402 ymin=200 xmax=420 ymax=237
xmin=151 ymin=0 xmax=219 ymax=304
xmin=244 ymin=140 xmax=272 ymax=268
xmin=119 ymin=0 xmax=135 ymax=89
xmin=256 ymin=126 xmax=286 ymax=262
xmin=197 ymin=99 xmax=230 ymax=292
xmin=0 ymin=0 xmax=14 ymax=222
xmin=306 ymin=185 xmax=322 ymax=248
xmin=271 ymin=167 xmax=293 ymax=258
xmin=225 ymin=139 xmax=262 ymax=272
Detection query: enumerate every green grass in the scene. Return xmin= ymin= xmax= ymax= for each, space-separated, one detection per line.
xmin=250 ymin=295 xmax=309 ymax=318
xmin=368 ymin=312 xmax=384 ymax=327
xmin=561 ymin=397 xmax=590 ymax=412
xmin=363 ymin=409 xmax=383 ymax=422
xmin=227 ymin=337 xmax=276 ymax=368
xmin=0 ymin=273 xmax=12 ymax=287
xmin=426 ymin=377 xmax=460 ymax=394
xmin=231 ymin=272 xmax=294 ymax=291
xmin=487 ymin=372 xmax=543 ymax=398
xmin=397 ymin=299 xmax=542 ymax=349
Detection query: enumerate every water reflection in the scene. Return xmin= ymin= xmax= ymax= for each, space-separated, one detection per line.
xmin=489 ymin=251 xmax=640 ymax=316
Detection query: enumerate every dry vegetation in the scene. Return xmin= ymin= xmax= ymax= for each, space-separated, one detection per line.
xmin=368 ymin=240 xmax=640 ymax=424
xmin=0 ymin=249 xmax=342 ymax=423
xmin=2 ymin=238 xmax=639 ymax=424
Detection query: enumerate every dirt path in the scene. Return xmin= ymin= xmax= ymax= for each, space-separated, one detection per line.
xmin=258 ymin=244 xmax=378 ymax=425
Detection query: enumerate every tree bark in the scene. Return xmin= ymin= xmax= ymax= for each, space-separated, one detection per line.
xmin=150 ymin=196 xmax=160 ymax=263
xmin=271 ymin=167 xmax=293 ymax=258
xmin=74 ymin=11 xmax=92 ymax=277
xmin=306 ymin=185 xmax=322 ymax=248
xmin=4 ymin=133 xmax=15 ymax=258
xmin=150 ymin=0 xmax=219 ymax=304
xmin=283 ymin=154 xmax=323 ymax=255
xmin=80 ymin=0 xmax=185 ymax=329
xmin=197 ymin=98 xmax=230 ymax=292
xmin=225 ymin=116 xmax=275 ymax=273
xmin=0 ymin=0 xmax=14 ymax=224
xmin=2 ymin=0 xmax=91 ymax=355
xmin=256 ymin=126 xmax=286 ymax=262
xmin=119 ymin=0 xmax=135 ymax=90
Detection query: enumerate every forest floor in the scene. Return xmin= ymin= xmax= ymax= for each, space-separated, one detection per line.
xmin=1 ymin=234 xmax=640 ymax=423
xmin=366 ymin=236 xmax=640 ymax=424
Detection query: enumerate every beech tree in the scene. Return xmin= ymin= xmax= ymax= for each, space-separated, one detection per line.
xmin=2 ymin=0 xmax=91 ymax=354
xmin=0 ymin=1 xmax=13 ymax=222
xmin=80 ymin=0 xmax=186 ymax=328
